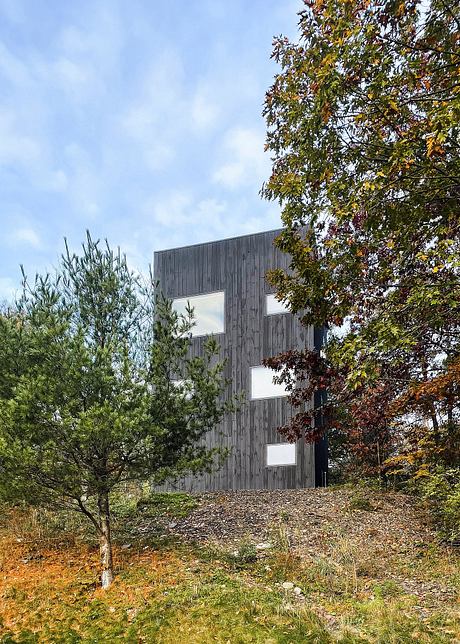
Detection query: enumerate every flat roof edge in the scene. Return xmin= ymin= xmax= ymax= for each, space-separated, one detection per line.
xmin=153 ymin=228 xmax=283 ymax=255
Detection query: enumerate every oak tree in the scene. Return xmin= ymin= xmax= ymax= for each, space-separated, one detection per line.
xmin=262 ymin=0 xmax=460 ymax=476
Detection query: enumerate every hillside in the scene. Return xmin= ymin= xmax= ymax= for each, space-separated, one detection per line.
xmin=1 ymin=487 xmax=459 ymax=643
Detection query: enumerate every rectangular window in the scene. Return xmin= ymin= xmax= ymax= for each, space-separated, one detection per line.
xmin=266 ymin=294 xmax=289 ymax=315
xmin=250 ymin=365 xmax=290 ymax=400
xmin=172 ymin=379 xmax=193 ymax=400
xmin=172 ymin=291 xmax=225 ymax=337
xmin=266 ymin=443 xmax=296 ymax=466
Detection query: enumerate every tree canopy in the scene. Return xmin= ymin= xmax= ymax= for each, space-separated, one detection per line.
xmin=0 ymin=234 xmax=232 ymax=586
xmin=262 ymin=0 xmax=460 ymax=478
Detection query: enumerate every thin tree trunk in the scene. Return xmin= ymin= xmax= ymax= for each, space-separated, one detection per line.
xmin=98 ymin=491 xmax=114 ymax=588
xmin=376 ymin=439 xmax=382 ymax=487
xmin=421 ymin=355 xmax=440 ymax=444
xmin=447 ymin=395 xmax=454 ymax=432
xmin=428 ymin=403 xmax=440 ymax=445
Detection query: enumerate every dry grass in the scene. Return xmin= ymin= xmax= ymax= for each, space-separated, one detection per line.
xmin=0 ymin=490 xmax=459 ymax=643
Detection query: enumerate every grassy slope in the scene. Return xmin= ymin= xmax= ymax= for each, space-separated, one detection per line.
xmin=0 ymin=489 xmax=459 ymax=643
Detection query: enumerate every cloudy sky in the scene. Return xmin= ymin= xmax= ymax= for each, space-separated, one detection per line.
xmin=0 ymin=0 xmax=303 ymax=301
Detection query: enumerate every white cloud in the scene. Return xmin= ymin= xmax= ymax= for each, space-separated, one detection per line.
xmin=0 ymin=0 xmax=288 ymax=295
xmin=120 ymin=100 xmax=175 ymax=169
xmin=144 ymin=143 xmax=175 ymax=171
xmin=8 ymin=226 xmax=42 ymax=249
xmin=121 ymin=105 xmax=155 ymax=139
xmin=0 ymin=276 xmax=18 ymax=302
xmin=0 ymin=41 xmax=31 ymax=86
xmin=121 ymin=51 xmax=185 ymax=132
xmin=53 ymin=57 xmax=91 ymax=87
xmin=119 ymin=53 xmax=224 ymax=175
xmin=63 ymin=143 xmax=102 ymax=217
xmin=33 ymin=53 xmax=100 ymax=105
xmin=213 ymin=126 xmax=270 ymax=190
xmin=191 ymin=88 xmax=219 ymax=132
xmin=58 ymin=11 xmax=123 ymax=68
xmin=119 ymin=50 xmax=187 ymax=172
xmin=145 ymin=188 xmax=281 ymax=248
xmin=0 ymin=109 xmax=68 ymax=191
xmin=149 ymin=191 xmax=193 ymax=227
xmin=0 ymin=10 xmax=124 ymax=219
xmin=213 ymin=162 xmax=243 ymax=189
xmin=58 ymin=25 xmax=97 ymax=54
xmin=46 ymin=169 xmax=69 ymax=192
xmin=149 ymin=191 xmax=228 ymax=230
xmin=196 ymin=197 xmax=226 ymax=221
xmin=0 ymin=107 xmax=41 ymax=166
xmin=0 ymin=80 xmax=67 ymax=194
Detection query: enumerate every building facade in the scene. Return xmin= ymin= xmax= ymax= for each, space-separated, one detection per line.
xmin=154 ymin=229 xmax=327 ymax=491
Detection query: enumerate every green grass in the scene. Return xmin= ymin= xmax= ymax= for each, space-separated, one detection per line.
xmin=0 ymin=545 xmax=331 ymax=643
xmin=1 ymin=541 xmax=457 ymax=643
xmin=135 ymin=491 xmax=199 ymax=520
xmin=1 ymin=492 xmax=459 ymax=643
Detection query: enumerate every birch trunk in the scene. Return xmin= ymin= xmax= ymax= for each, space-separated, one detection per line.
xmin=98 ymin=492 xmax=114 ymax=588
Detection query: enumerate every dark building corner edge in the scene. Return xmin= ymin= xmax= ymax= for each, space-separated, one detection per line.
xmin=314 ymin=326 xmax=328 ymax=487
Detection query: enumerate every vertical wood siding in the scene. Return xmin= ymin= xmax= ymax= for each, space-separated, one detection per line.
xmin=154 ymin=229 xmax=316 ymax=490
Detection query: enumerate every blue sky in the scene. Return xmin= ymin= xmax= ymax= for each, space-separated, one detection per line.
xmin=0 ymin=0 xmax=303 ymax=301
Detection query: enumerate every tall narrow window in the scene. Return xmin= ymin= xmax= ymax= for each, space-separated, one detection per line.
xmin=266 ymin=443 xmax=296 ymax=466
xmin=172 ymin=291 xmax=225 ymax=337
xmin=250 ymin=365 xmax=290 ymax=400
xmin=266 ymin=294 xmax=289 ymax=315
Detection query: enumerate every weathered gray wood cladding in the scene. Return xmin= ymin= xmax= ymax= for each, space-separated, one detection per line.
xmin=154 ymin=229 xmax=318 ymax=490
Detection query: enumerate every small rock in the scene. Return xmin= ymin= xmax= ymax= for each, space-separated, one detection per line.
xmin=256 ymin=542 xmax=273 ymax=550
xmin=282 ymin=581 xmax=294 ymax=590
xmin=293 ymin=586 xmax=302 ymax=595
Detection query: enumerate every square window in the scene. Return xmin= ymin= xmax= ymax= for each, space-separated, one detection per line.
xmin=266 ymin=294 xmax=289 ymax=315
xmin=266 ymin=443 xmax=296 ymax=466
xmin=250 ymin=365 xmax=290 ymax=400
xmin=172 ymin=291 xmax=225 ymax=337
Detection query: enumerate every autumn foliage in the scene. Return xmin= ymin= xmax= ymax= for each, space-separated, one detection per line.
xmin=262 ymin=0 xmax=460 ymax=481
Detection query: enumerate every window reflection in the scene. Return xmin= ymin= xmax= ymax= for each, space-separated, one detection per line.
xmin=250 ymin=365 xmax=290 ymax=399
xmin=172 ymin=291 xmax=225 ymax=337
xmin=266 ymin=293 xmax=289 ymax=315
xmin=266 ymin=443 xmax=296 ymax=466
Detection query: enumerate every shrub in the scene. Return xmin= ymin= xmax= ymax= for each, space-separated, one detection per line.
xmin=347 ymin=492 xmax=375 ymax=513
xmin=228 ymin=541 xmax=258 ymax=566
xmin=418 ymin=467 xmax=460 ymax=543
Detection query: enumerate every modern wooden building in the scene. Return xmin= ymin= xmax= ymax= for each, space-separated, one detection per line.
xmin=154 ymin=229 xmax=327 ymax=491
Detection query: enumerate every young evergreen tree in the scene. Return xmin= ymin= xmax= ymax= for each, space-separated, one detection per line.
xmin=0 ymin=234 xmax=231 ymax=587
